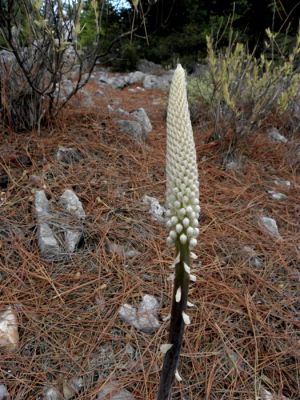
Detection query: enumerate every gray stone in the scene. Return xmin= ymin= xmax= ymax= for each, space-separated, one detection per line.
xmin=130 ymin=108 xmax=152 ymax=134
xmin=97 ymin=382 xmax=134 ymax=400
xmin=37 ymin=223 xmax=61 ymax=258
xmin=56 ymin=146 xmax=81 ymax=164
xmin=137 ymin=59 xmax=164 ymax=74
xmin=242 ymin=246 xmax=263 ymax=268
xmin=119 ymin=295 xmax=160 ymax=334
xmin=106 ymin=240 xmax=140 ymax=258
xmin=268 ymin=128 xmax=288 ymax=143
xmin=35 ymin=191 xmax=61 ymax=258
xmin=127 ymin=71 xmax=145 ymax=84
xmin=273 ymin=178 xmax=291 ymax=189
xmin=63 ymin=377 xmax=83 ymax=400
xmin=267 ymin=190 xmax=287 ymax=201
xmin=43 ymin=387 xmax=62 ymax=400
xmin=143 ymin=74 xmax=172 ymax=90
xmin=0 ymin=384 xmax=9 ymax=400
xmin=137 ymin=295 xmax=160 ymax=334
xmin=142 ymin=195 xmax=166 ymax=223
xmin=117 ymin=120 xmax=145 ymax=141
xmin=225 ymin=159 xmax=241 ymax=171
xmin=100 ymin=74 xmax=129 ymax=89
xmin=60 ymin=190 xmax=85 ymax=253
xmin=116 ymin=108 xmax=130 ymax=117
xmin=119 ymin=304 xmax=139 ymax=329
xmin=60 ymin=79 xmax=74 ymax=98
xmin=80 ymin=89 xmax=95 ymax=108
xmin=260 ymin=217 xmax=282 ymax=240
xmin=95 ymin=90 xmax=104 ymax=97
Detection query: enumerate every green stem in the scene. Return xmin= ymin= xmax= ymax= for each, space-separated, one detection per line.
xmin=157 ymin=242 xmax=190 ymax=400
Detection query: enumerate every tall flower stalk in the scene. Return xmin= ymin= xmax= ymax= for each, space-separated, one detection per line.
xmin=157 ymin=64 xmax=200 ymax=400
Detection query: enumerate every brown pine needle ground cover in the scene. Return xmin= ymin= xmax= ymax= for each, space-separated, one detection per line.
xmin=0 ymin=79 xmax=299 ymax=399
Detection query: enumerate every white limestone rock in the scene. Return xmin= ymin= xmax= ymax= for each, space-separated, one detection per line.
xmin=0 ymin=306 xmax=19 ymax=352
xmin=267 ymin=190 xmax=287 ymax=201
xmin=127 ymin=71 xmax=145 ymax=84
xmin=56 ymin=146 xmax=81 ymax=164
xmin=142 ymin=195 xmax=166 ymax=223
xmin=268 ymin=128 xmax=288 ymax=144
xmin=117 ymin=120 xmax=145 ymax=141
xmin=130 ymin=108 xmax=152 ymax=134
xmin=0 ymin=384 xmax=9 ymax=400
xmin=35 ymin=190 xmax=61 ymax=258
xmin=143 ymin=73 xmax=173 ymax=90
xmin=137 ymin=295 xmax=160 ymax=334
xmin=60 ymin=190 xmax=85 ymax=253
xmin=242 ymin=246 xmax=263 ymax=268
xmin=273 ymin=178 xmax=291 ymax=189
xmin=97 ymin=382 xmax=135 ymax=400
xmin=260 ymin=217 xmax=282 ymax=240
xmin=119 ymin=295 xmax=160 ymax=334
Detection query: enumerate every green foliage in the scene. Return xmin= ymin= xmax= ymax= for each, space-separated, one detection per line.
xmin=79 ymin=0 xmax=102 ymax=48
xmin=188 ymin=27 xmax=300 ymax=137
xmin=111 ymin=41 xmax=139 ymax=71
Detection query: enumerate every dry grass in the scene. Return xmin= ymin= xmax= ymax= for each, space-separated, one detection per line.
xmin=0 ymin=80 xmax=299 ymax=399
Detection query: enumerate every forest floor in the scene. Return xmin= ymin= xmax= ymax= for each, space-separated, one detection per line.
xmin=0 ymin=75 xmax=300 ymax=400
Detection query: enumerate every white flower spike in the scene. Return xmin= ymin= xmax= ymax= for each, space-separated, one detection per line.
xmin=165 ymin=64 xmax=200 ymax=247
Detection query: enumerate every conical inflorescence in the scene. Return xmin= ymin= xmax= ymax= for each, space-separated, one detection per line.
xmin=165 ymin=64 xmax=200 ymax=247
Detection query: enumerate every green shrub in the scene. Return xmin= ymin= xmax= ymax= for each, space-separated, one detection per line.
xmin=188 ymin=27 xmax=300 ymax=140
xmin=111 ymin=41 xmax=139 ymax=71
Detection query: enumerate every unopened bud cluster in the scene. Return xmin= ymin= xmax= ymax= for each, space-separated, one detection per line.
xmin=166 ymin=65 xmax=200 ymax=247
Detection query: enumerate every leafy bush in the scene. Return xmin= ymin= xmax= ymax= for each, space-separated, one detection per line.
xmin=188 ymin=28 xmax=300 ymax=141
xmin=111 ymin=41 xmax=140 ymax=71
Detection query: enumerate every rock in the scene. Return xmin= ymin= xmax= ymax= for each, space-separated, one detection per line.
xmin=60 ymin=190 xmax=85 ymax=219
xmin=127 ymin=71 xmax=145 ymax=84
xmin=119 ymin=295 xmax=160 ymax=334
xmin=117 ymin=120 xmax=145 ymax=141
xmin=43 ymin=387 xmax=62 ymax=400
xmin=0 ymin=384 xmax=9 ymax=400
xmin=37 ymin=223 xmax=61 ymax=258
xmin=97 ymin=382 xmax=135 ymax=400
xmin=267 ymin=190 xmax=287 ymax=201
xmin=106 ymin=240 xmax=140 ymax=258
xmin=60 ymin=79 xmax=74 ymax=98
xmin=142 ymin=195 xmax=166 ymax=223
xmin=143 ymin=74 xmax=172 ymax=90
xmin=100 ymin=74 xmax=129 ymax=89
xmin=60 ymin=190 xmax=85 ymax=253
xmin=130 ymin=108 xmax=152 ymax=134
xmin=116 ymin=108 xmax=152 ymax=141
xmin=0 ymin=306 xmax=19 ymax=352
xmin=62 ymin=377 xmax=83 ymax=400
xmin=273 ymin=179 xmax=291 ymax=189
xmin=137 ymin=59 xmax=164 ymax=74
xmin=35 ymin=191 xmax=61 ymax=258
xmin=260 ymin=217 xmax=282 ymax=240
xmin=128 ymin=86 xmax=145 ymax=93
xmin=268 ymin=128 xmax=288 ymax=143
xmin=95 ymin=90 xmax=104 ymax=97
xmin=80 ymin=89 xmax=95 ymax=108
xmin=225 ymin=159 xmax=241 ymax=171
xmin=116 ymin=108 xmax=130 ymax=117
xmin=242 ymin=246 xmax=263 ymax=268
xmin=56 ymin=146 xmax=81 ymax=164
xmin=119 ymin=304 xmax=139 ymax=329
xmin=137 ymin=295 xmax=160 ymax=334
